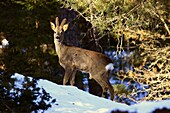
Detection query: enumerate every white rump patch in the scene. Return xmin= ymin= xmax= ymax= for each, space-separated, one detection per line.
xmin=105 ymin=63 xmax=114 ymax=71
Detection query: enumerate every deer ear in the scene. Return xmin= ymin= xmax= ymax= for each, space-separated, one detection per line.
xmin=63 ymin=24 xmax=69 ymax=31
xmin=50 ymin=22 xmax=55 ymax=31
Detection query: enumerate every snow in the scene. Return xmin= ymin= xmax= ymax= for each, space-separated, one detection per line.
xmin=131 ymin=100 xmax=170 ymax=113
xmin=12 ymin=73 xmax=170 ymax=113
xmin=0 ymin=38 xmax=9 ymax=48
xmin=38 ymin=79 xmax=130 ymax=113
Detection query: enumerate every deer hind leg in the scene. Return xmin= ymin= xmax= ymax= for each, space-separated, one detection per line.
xmin=106 ymin=79 xmax=114 ymax=100
xmin=102 ymin=85 xmax=109 ymax=98
xmin=94 ymin=73 xmax=114 ymax=100
xmin=93 ymin=76 xmax=109 ymax=98
xmin=104 ymin=71 xmax=114 ymax=100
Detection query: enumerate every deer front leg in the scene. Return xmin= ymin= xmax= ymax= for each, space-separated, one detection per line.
xmin=63 ymin=67 xmax=74 ymax=85
xmin=70 ymin=68 xmax=77 ymax=86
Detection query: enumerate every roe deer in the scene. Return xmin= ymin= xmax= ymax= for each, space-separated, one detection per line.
xmin=50 ymin=17 xmax=114 ymax=100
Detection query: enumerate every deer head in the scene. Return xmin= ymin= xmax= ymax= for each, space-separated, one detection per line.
xmin=50 ymin=17 xmax=68 ymax=42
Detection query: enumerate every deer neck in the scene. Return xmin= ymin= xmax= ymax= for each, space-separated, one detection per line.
xmin=54 ymin=38 xmax=67 ymax=59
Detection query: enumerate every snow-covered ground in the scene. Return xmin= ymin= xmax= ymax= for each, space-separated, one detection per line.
xmin=12 ymin=73 xmax=170 ymax=113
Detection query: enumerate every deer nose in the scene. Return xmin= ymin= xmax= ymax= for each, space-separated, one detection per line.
xmin=56 ymin=35 xmax=60 ymax=39
xmin=54 ymin=34 xmax=60 ymax=39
